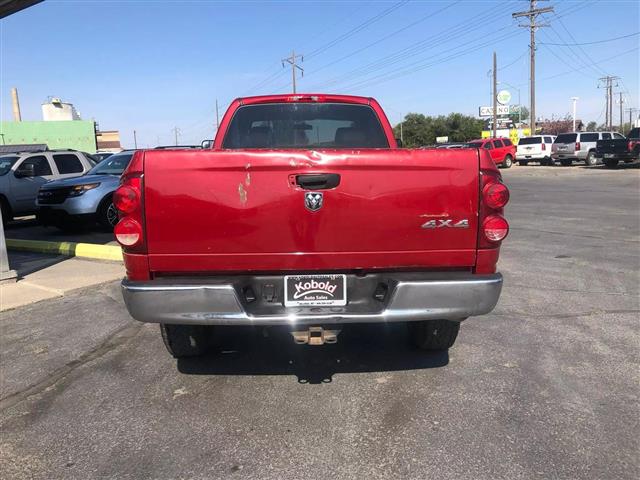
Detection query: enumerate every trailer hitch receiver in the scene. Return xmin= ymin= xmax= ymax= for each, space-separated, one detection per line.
xmin=291 ymin=326 xmax=341 ymax=345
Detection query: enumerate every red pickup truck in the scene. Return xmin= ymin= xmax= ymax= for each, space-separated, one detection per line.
xmin=115 ymin=94 xmax=509 ymax=359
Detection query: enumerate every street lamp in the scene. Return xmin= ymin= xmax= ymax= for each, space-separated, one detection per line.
xmin=571 ymin=97 xmax=579 ymax=131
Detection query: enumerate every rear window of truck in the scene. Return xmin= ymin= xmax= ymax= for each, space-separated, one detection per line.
xmin=222 ymin=103 xmax=389 ymax=149
xmin=518 ymin=137 xmax=541 ymax=145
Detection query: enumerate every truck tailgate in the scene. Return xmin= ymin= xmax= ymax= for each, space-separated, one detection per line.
xmin=143 ymin=148 xmax=479 ymax=273
xmin=596 ymin=139 xmax=628 ymax=154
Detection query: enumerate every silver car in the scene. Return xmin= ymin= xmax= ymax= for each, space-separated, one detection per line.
xmin=36 ymin=151 xmax=134 ymax=230
xmin=551 ymin=131 xmax=625 ymax=166
xmin=0 ymin=150 xmax=96 ymax=223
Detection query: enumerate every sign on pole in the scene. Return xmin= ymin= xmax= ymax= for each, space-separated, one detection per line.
xmin=497 ymin=90 xmax=512 ymax=105
xmin=479 ymin=105 xmax=520 ymax=117
xmin=479 ymin=105 xmax=510 ymax=117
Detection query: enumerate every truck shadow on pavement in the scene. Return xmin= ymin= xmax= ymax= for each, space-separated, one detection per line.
xmin=5 ymin=217 xmax=116 ymax=244
xmin=177 ymin=324 xmax=449 ymax=384
xmin=580 ymin=162 xmax=639 ymax=170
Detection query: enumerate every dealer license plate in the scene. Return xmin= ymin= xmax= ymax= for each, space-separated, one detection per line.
xmin=284 ymin=274 xmax=347 ymax=307
xmin=604 ymin=154 xmax=615 ymax=158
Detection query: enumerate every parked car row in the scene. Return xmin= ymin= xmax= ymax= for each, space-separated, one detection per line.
xmin=429 ymin=139 xmax=517 ymax=168
xmin=512 ymin=130 xmax=640 ymax=167
xmin=0 ymin=149 xmax=98 ymax=223
xmin=37 ymin=151 xmax=134 ymax=230
xmin=466 ymin=138 xmax=516 ymax=168
xmin=595 ymin=127 xmax=640 ymax=167
xmin=515 ymin=135 xmax=556 ymax=165
xmin=1 ymin=146 xmax=205 ymax=231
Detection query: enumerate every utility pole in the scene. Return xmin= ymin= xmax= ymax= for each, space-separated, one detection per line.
xmin=133 ymin=130 xmax=138 ymax=149
xmin=282 ymin=50 xmax=304 ymax=94
xmin=215 ymin=99 xmax=220 ymax=130
xmin=513 ymin=0 xmax=554 ymax=135
xmin=493 ymin=52 xmax=497 ymax=138
xmin=571 ymin=97 xmax=579 ymax=131
xmin=171 ymin=127 xmax=181 ymax=146
xmin=618 ymin=92 xmax=624 ymax=132
xmin=626 ymin=108 xmax=639 ymax=132
xmin=598 ymin=76 xmax=620 ymax=130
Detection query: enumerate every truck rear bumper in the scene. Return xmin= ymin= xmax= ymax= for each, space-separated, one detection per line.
xmin=121 ymin=273 xmax=503 ymax=325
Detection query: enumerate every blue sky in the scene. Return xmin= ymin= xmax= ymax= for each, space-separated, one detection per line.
xmin=1 ymin=0 xmax=638 ymax=148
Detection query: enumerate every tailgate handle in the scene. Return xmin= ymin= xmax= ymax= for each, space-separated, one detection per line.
xmin=296 ymin=173 xmax=340 ymax=190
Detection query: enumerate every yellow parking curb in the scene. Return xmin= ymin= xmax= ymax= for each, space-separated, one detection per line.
xmin=6 ymin=239 xmax=123 ymax=262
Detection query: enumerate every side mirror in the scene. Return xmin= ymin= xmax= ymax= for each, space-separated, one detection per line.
xmin=15 ymin=163 xmax=36 ymax=178
xmin=201 ymin=139 xmax=213 ymax=149
xmin=395 ymin=138 xmax=403 ymax=148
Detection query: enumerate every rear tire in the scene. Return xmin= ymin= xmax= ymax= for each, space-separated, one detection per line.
xmin=97 ymin=195 xmax=118 ymax=230
xmin=160 ymin=324 xmax=213 ymax=358
xmin=604 ymin=159 xmax=618 ymax=168
xmin=584 ymin=151 xmax=597 ymax=166
xmin=408 ymin=319 xmax=460 ymax=351
xmin=560 ymin=159 xmax=572 ymax=166
xmin=502 ymin=155 xmax=513 ymax=168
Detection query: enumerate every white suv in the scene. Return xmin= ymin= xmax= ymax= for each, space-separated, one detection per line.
xmin=551 ymin=131 xmax=624 ymax=166
xmin=516 ymin=135 xmax=556 ymax=166
xmin=0 ymin=149 xmax=96 ymax=222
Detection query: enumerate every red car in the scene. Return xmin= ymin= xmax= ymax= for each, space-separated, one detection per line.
xmin=115 ymin=94 xmax=510 ymax=359
xmin=467 ymin=137 xmax=516 ymax=168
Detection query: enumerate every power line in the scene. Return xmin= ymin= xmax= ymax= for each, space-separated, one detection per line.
xmin=307 ymin=1 xmax=459 ymax=76
xmin=338 ymin=29 xmax=524 ymax=93
xmin=538 ymin=31 xmax=639 ymax=46
xmin=498 ymin=49 xmax=529 ymax=71
xmin=551 ymin=14 xmax=607 ymax=77
xmin=518 ymin=46 xmax=638 ymax=85
xmin=309 ymin=1 xmax=519 ymax=91
xmin=305 ymin=0 xmax=409 ymax=60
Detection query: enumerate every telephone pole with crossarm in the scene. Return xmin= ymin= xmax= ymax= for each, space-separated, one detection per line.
xmin=513 ymin=0 xmax=554 ymax=135
xmin=282 ymin=50 xmax=304 ymax=94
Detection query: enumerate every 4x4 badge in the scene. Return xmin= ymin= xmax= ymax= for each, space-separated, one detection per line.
xmin=304 ymin=192 xmax=323 ymax=212
xmin=421 ymin=219 xmax=469 ymax=229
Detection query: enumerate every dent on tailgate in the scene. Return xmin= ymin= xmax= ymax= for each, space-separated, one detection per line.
xmin=142 ymin=148 xmax=480 ymax=273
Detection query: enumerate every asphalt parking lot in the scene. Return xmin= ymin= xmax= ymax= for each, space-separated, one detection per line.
xmin=1 ymin=164 xmax=638 ymax=480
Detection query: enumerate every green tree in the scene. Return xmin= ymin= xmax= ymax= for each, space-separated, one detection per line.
xmin=394 ymin=113 xmax=484 ymax=147
xmin=586 ymin=121 xmax=597 ymax=131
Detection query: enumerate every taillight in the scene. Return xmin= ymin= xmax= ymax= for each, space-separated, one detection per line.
xmin=113 ymin=185 xmax=139 ymax=214
xmin=483 ymin=215 xmax=509 ymax=242
xmin=483 ymin=182 xmax=510 ymax=209
xmin=478 ymin=169 xmax=510 ymax=250
xmin=575 ymin=142 xmax=580 ymax=151
xmin=541 ymin=143 xmax=546 ymax=151
xmin=629 ymin=141 xmax=633 ymax=152
xmin=114 ymin=218 xmax=142 ymax=246
xmin=114 ymin=173 xmax=146 ymax=253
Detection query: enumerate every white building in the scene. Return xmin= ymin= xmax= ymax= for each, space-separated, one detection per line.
xmin=41 ymin=97 xmax=81 ymax=121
